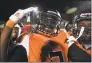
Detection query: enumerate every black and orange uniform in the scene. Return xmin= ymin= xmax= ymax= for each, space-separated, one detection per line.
xmin=22 ymin=29 xmax=91 ymax=62
xmin=50 ymin=29 xmax=91 ymax=62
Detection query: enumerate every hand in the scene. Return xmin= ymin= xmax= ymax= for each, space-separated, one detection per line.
xmin=9 ymin=7 xmax=38 ymax=24
xmin=67 ymin=36 xmax=76 ymax=47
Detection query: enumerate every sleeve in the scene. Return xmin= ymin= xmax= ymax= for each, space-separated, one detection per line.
xmin=18 ymin=35 xmax=29 ymax=56
xmin=68 ymin=43 xmax=91 ymax=62
xmin=8 ymin=45 xmax=28 ymax=62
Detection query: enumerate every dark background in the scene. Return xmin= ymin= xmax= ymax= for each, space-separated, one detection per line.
xmin=0 ymin=0 xmax=91 ymax=21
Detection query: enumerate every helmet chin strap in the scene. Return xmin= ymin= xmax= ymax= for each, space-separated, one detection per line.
xmin=76 ymin=26 xmax=85 ymax=40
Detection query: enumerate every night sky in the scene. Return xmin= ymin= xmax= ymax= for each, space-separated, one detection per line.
xmin=0 ymin=0 xmax=91 ymax=21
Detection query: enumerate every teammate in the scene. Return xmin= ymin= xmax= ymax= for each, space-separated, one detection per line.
xmin=0 ymin=7 xmax=38 ymax=61
xmin=68 ymin=13 xmax=91 ymax=61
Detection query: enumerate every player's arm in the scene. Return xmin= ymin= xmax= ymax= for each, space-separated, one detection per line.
xmin=0 ymin=7 xmax=37 ymax=61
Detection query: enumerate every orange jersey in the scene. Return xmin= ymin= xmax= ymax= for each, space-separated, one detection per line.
xmin=26 ymin=29 xmax=91 ymax=62
xmin=28 ymin=29 xmax=69 ymax=62
xmin=28 ymin=33 xmax=50 ymax=62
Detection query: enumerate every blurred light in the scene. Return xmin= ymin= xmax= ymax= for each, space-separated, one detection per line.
xmin=66 ymin=7 xmax=77 ymax=14
xmin=0 ymin=24 xmax=4 ymax=28
xmin=33 ymin=7 xmax=38 ymax=12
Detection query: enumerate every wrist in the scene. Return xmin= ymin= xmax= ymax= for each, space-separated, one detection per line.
xmin=9 ymin=15 xmax=19 ymax=23
xmin=6 ymin=20 xmax=15 ymax=28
